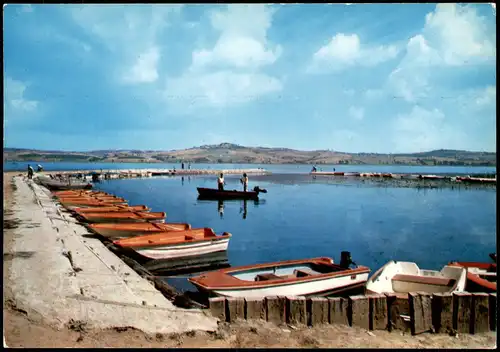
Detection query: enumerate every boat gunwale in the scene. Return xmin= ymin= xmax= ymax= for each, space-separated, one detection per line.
xmin=114 ymin=231 xmax=232 ymax=248
xmin=78 ymin=211 xmax=166 ymax=220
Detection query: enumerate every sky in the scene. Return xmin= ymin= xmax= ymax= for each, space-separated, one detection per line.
xmin=3 ymin=3 xmax=497 ymax=153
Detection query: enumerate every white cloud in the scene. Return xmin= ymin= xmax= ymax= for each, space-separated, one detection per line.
xmin=388 ymin=4 xmax=496 ymax=102
xmin=348 ymin=106 xmax=364 ymax=120
xmin=4 ymin=78 xmax=39 ymax=113
xmin=122 ymin=46 xmax=160 ymax=84
xmin=475 ymin=85 xmax=496 ymax=107
xmin=191 ymin=5 xmax=281 ymax=71
xmin=71 ymin=5 xmax=182 ymax=84
xmin=165 ymin=71 xmax=282 ymax=110
xmin=391 ymin=106 xmax=467 ymax=153
xmin=308 ymin=33 xmax=399 ymax=73
xmin=166 ymin=5 xmax=283 ymax=110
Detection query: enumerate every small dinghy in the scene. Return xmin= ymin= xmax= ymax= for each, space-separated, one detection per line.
xmin=77 ymin=211 xmax=166 ymax=224
xmin=113 ymin=228 xmax=231 ymax=260
xmin=88 ymin=222 xmax=191 ymax=239
xmin=448 ymin=261 xmax=497 ymax=293
xmin=38 ymin=179 xmax=93 ymax=191
xmin=366 ymin=261 xmax=467 ymax=294
xmin=197 ymin=186 xmax=266 ymax=200
xmin=53 ymin=190 xmax=111 ymax=197
xmin=188 ymin=252 xmax=370 ymax=298
xmin=73 ymin=205 xmax=150 ymax=214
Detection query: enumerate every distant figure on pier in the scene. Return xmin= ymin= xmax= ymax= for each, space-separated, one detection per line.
xmin=218 ymin=173 xmax=225 ymax=191
xmin=311 ymin=165 xmax=317 ymax=172
xmin=181 ymin=162 xmax=185 ymax=170
xmin=27 ymin=164 xmax=34 ymax=179
xmin=240 ymin=173 xmax=249 ymax=192
xmin=333 ymin=168 xmax=336 ymax=172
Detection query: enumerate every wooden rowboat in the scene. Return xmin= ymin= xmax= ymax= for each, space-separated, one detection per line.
xmin=197 ymin=187 xmax=259 ymax=200
xmin=88 ymin=222 xmax=191 ymax=239
xmin=53 ymin=190 xmax=111 ymax=197
xmin=113 ymin=228 xmax=231 ymax=260
xmin=77 ymin=211 xmax=166 ymax=224
xmin=188 ymin=257 xmax=370 ymax=298
xmin=448 ymin=261 xmax=496 ymax=293
xmin=58 ymin=197 xmax=127 ymax=207
xmin=73 ymin=205 xmax=150 ymax=214
xmin=366 ymin=261 xmax=467 ymax=294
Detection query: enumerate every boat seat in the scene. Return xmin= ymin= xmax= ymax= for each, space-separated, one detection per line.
xmin=255 ymin=273 xmax=285 ymax=282
xmin=392 ymin=274 xmax=456 ymax=287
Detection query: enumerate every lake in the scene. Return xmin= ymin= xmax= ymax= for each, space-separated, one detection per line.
xmin=90 ymin=171 xmax=496 ymax=292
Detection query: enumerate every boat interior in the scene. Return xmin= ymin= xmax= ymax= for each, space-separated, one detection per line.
xmin=231 ymin=263 xmax=346 ymax=282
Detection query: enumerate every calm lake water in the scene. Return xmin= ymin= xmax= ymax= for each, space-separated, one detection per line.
xmin=90 ymin=172 xmax=497 ymax=292
xmin=5 ymin=161 xmax=495 ymax=292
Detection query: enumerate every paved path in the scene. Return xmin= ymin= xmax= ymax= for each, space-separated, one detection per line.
xmin=4 ymin=176 xmax=217 ymax=334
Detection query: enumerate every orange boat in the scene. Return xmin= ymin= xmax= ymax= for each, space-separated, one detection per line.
xmin=53 ymin=190 xmax=111 ymax=197
xmin=73 ymin=205 xmax=150 ymax=214
xmin=113 ymin=228 xmax=231 ymax=260
xmin=448 ymin=261 xmax=496 ymax=292
xmin=58 ymin=197 xmax=127 ymax=207
xmin=88 ymin=222 xmax=191 ymax=239
xmin=78 ymin=211 xmax=166 ymax=224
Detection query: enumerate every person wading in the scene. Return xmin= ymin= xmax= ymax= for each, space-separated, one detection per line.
xmin=217 ymin=173 xmax=225 ymax=191
xmin=240 ymin=173 xmax=249 ymax=192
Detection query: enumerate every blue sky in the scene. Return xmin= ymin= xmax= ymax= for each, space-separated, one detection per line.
xmin=3 ymin=4 xmax=496 ymax=153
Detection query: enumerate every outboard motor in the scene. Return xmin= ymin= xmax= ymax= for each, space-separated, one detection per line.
xmin=253 ymin=186 xmax=268 ymax=194
xmin=340 ymin=251 xmax=357 ymax=269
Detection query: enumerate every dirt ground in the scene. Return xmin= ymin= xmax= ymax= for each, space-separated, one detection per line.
xmin=3 ymin=171 xmax=497 ymax=348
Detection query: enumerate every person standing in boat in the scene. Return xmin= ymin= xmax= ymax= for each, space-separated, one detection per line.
xmin=240 ymin=173 xmax=249 ymax=192
xmin=217 ymin=173 xmax=225 ymax=191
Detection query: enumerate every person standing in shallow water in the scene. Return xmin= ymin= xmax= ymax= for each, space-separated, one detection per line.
xmin=217 ymin=173 xmax=225 ymax=191
xmin=240 ymin=173 xmax=249 ymax=192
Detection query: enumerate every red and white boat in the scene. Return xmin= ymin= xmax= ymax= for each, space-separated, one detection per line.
xmin=113 ymin=228 xmax=231 ymax=260
xmin=448 ymin=261 xmax=496 ymax=293
xmin=87 ymin=222 xmax=191 ymax=239
xmin=77 ymin=211 xmax=166 ymax=224
xmin=188 ymin=255 xmax=370 ymax=298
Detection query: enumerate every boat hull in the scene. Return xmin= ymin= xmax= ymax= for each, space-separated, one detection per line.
xmin=197 ymin=187 xmax=259 ymax=200
xmin=81 ymin=216 xmax=165 ymax=224
xmin=133 ymin=238 xmax=230 ymax=260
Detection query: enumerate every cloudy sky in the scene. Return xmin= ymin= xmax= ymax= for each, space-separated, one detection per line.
xmin=3 ymin=4 xmax=496 ymax=153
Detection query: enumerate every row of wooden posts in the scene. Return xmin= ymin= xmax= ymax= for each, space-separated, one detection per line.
xmin=209 ymin=292 xmax=497 ymax=335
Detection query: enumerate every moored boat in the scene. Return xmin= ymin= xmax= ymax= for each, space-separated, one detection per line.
xmin=53 ymin=190 xmax=111 ymax=197
xmin=77 ymin=211 xmax=166 ymax=224
xmin=38 ymin=179 xmax=93 ymax=191
xmin=113 ymin=228 xmax=231 ymax=260
xmin=197 ymin=187 xmax=260 ymax=200
xmin=366 ymin=261 xmax=467 ymax=294
xmin=58 ymin=197 xmax=128 ymax=207
xmin=88 ymin=222 xmax=192 ymax=239
xmin=448 ymin=261 xmax=497 ymax=293
xmin=73 ymin=205 xmax=150 ymax=214
xmin=188 ymin=254 xmax=370 ymax=298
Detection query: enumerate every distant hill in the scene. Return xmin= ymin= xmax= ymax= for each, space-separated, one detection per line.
xmin=3 ymin=144 xmax=496 ymax=166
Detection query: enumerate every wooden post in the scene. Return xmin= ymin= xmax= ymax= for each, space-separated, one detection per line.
xmin=409 ymin=292 xmax=432 ymax=335
xmin=265 ymin=296 xmax=286 ymax=324
xmin=432 ymin=293 xmax=453 ymax=334
xmin=286 ymin=296 xmax=307 ymax=326
xmin=386 ymin=293 xmax=410 ymax=332
xmin=329 ymin=297 xmax=349 ymax=326
xmin=245 ymin=298 xmax=265 ymax=321
xmin=453 ymin=292 xmax=472 ymax=333
xmin=309 ymin=297 xmax=329 ymax=326
xmin=471 ymin=293 xmax=490 ymax=334
xmin=226 ymin=297 xmax=245 ymax=322
xmin=349 ymin=295 xmax=370 ymax=330
xmin=369 ymin=294 xmax=388 ymax=331
xmin=489 ymin=293 xmax=496 ymax=332
xmin=209 ymin=297 xmax=226 ymax=322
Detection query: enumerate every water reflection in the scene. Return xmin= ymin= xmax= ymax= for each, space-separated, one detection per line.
xmin=197 ymin=197 xmax=266 ymax=219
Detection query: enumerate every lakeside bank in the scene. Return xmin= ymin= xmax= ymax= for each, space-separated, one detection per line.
xmin=3 ymin=172 xmax=496 ymax=348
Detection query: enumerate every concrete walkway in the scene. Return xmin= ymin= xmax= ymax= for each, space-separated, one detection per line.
xmin=4 ymin=176 xmax=217 ymax=334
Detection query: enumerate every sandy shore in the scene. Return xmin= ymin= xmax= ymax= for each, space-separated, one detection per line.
xmin=3 ymin=171 xmax=497 ymax=348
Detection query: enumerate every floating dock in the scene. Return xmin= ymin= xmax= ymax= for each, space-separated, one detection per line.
xmin=311 ymin=172 xmax=497 ymax=184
